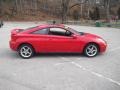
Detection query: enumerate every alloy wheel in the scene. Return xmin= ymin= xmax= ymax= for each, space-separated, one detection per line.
xmin=85 ymin=44 xmax=98 ymax=57
xmin=19 ymin=44 xmax=34 ymax=59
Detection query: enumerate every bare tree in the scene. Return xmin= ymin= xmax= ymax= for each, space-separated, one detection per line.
xmin=118 ymin=7 xmax=120 ymax=19
xmin=0 ymin=0 xmax=3 ymax=16
xmin=61 ymin=0 xmax=70 ymax=23
xmin=103 ymin=0 xmax=111 ymax=21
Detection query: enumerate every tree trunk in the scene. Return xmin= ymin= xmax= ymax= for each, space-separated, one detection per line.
xmin=0 ymin=0 xmax=3 ymax=16
xmin=104 ymin=0 xmax=111 ymax=22
xmin=61 ymin=0 xmax=70 ymax=24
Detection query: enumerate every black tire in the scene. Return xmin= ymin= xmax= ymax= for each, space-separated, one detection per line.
xmin=18 ymin=44 xmax=34 ymax=59
xmin=83 ymin=43 xmax=99 ymax=57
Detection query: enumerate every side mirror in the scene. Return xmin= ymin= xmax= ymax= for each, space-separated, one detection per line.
xmin=65 ymin=31 xmax=72 ymax=36
xmin=72 ymin=34 xmax=77 ymax=39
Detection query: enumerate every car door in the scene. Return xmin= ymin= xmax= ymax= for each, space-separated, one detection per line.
xmin=46 ymin=27 xmax=81 ymax=53
xmin=30 ymin=28 xmax=53 ymax=53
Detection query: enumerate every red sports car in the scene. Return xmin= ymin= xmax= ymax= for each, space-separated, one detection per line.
xmin=9 ymin=24 xmax=107 ymax=59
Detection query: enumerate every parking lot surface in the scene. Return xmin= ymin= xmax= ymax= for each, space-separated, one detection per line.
xmin=0 ymin=22 xmax=120 ymax=90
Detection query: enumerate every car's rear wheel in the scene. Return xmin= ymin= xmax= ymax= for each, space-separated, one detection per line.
xmin=84 ymin=43 xmax=99 ymax=57
xmin=18 ymin=44 xmax=34 ymax=59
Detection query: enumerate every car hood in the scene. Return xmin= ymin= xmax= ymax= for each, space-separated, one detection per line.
xmin=83 ymin=32 xmax=101 ymax=39
xmin=78 ymin=32 xmax=103 ymax=41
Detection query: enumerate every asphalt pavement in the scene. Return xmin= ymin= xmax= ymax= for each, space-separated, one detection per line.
xmin=0 ymin=22 xmax=120 ymax=90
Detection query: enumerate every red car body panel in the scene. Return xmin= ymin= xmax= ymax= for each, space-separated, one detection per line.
xmin=9 ymin=24 xmax=107 ymax=54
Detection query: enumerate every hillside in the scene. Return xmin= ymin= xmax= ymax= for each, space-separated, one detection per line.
xmin=0 ymin=0 xmax=120 ymax=21
xmin=2 ymin=11 xmax=58 ymax=21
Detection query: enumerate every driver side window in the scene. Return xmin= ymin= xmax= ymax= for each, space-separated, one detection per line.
xmin=49 ymin=28 xmax=71 ymax=36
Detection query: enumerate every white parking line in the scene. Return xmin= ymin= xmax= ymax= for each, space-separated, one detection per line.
xmin=109 ymin=47 xmax=120 ymax=52
xmin=60 ymin=57 xmax=69 ymax=60
xmin=58 ymin=57 xmax=120 ymax=86
xmin=71 ymin=61 xmax=120 ymax=86
xmin=54 ymin=63 xmax=64 ymax=66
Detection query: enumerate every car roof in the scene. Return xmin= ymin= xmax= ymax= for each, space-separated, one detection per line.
xmin=37 ymin=24 xmax=65 ymax=28
xmin=20 ymin=24 xmax=66 ymax=34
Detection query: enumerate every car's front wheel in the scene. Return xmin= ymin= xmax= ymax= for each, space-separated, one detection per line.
xmin=18 ymin=44 xmax=34 ymax=59
xmin=84 ymin=43 xmax=99 ymax=57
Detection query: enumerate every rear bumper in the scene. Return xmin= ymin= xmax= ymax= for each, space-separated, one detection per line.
xmin=9 ymin=40 xmax=17 ymax=51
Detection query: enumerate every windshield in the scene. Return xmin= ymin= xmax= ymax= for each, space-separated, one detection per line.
xmin=64 ymin=26 xmax=82 ymax=35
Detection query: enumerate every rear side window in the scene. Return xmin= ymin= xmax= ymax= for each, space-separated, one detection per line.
xmin=25 ymin=26 xmax=38 ymax=30
xmin=49 ymin=28 xmax=72 ymax=36
xmin=32 ymin=28 xmax=49 ymax=34
xmin=22 ymin=26 xmax=38 ymax=32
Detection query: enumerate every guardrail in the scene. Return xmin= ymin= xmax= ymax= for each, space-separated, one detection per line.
xmin=47 ymin=20 xmax=94 ymax=25
xmin=47 ymin=20 xmax=120 ymax=28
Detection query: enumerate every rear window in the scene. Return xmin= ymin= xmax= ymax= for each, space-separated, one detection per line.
xmin=32 ymin=28 xmax=49 ymax=34
xmin=18 ymin=26 xmax=38 ymax=32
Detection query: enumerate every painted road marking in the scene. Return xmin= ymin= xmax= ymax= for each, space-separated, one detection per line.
xmin=58 ymin=57 xmax=120 ymax=86
xmin=109 ymin=47 xmax=120 ymax=52
xmin=71 ymin=61 xmax=120 ymax=86
xmin=54 ymin=63 xmax=64 ymax=66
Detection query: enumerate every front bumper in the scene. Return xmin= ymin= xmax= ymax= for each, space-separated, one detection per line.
xmin=100 ymin=42 xmax=107 ymax=53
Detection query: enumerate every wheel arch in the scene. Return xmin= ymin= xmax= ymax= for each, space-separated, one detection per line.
xmin=83 ymin=42 xmax=100 ymax=53
xmin=17 ymin=42 xmax=35 ymax=52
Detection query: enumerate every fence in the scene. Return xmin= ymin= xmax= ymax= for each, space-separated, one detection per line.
xmin=47 ymin=20 xmax=120 ymax=28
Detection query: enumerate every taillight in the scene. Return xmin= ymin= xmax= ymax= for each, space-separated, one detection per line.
xmin=11 ymin=29 xmax=23 ymax=35
xmin=11 ymin=29 xmax=19 ymax=41
xmin=11 ymin=34 xmax=17 ymax=41
xmin=11 ymin=28 xmax=23 ymax=41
